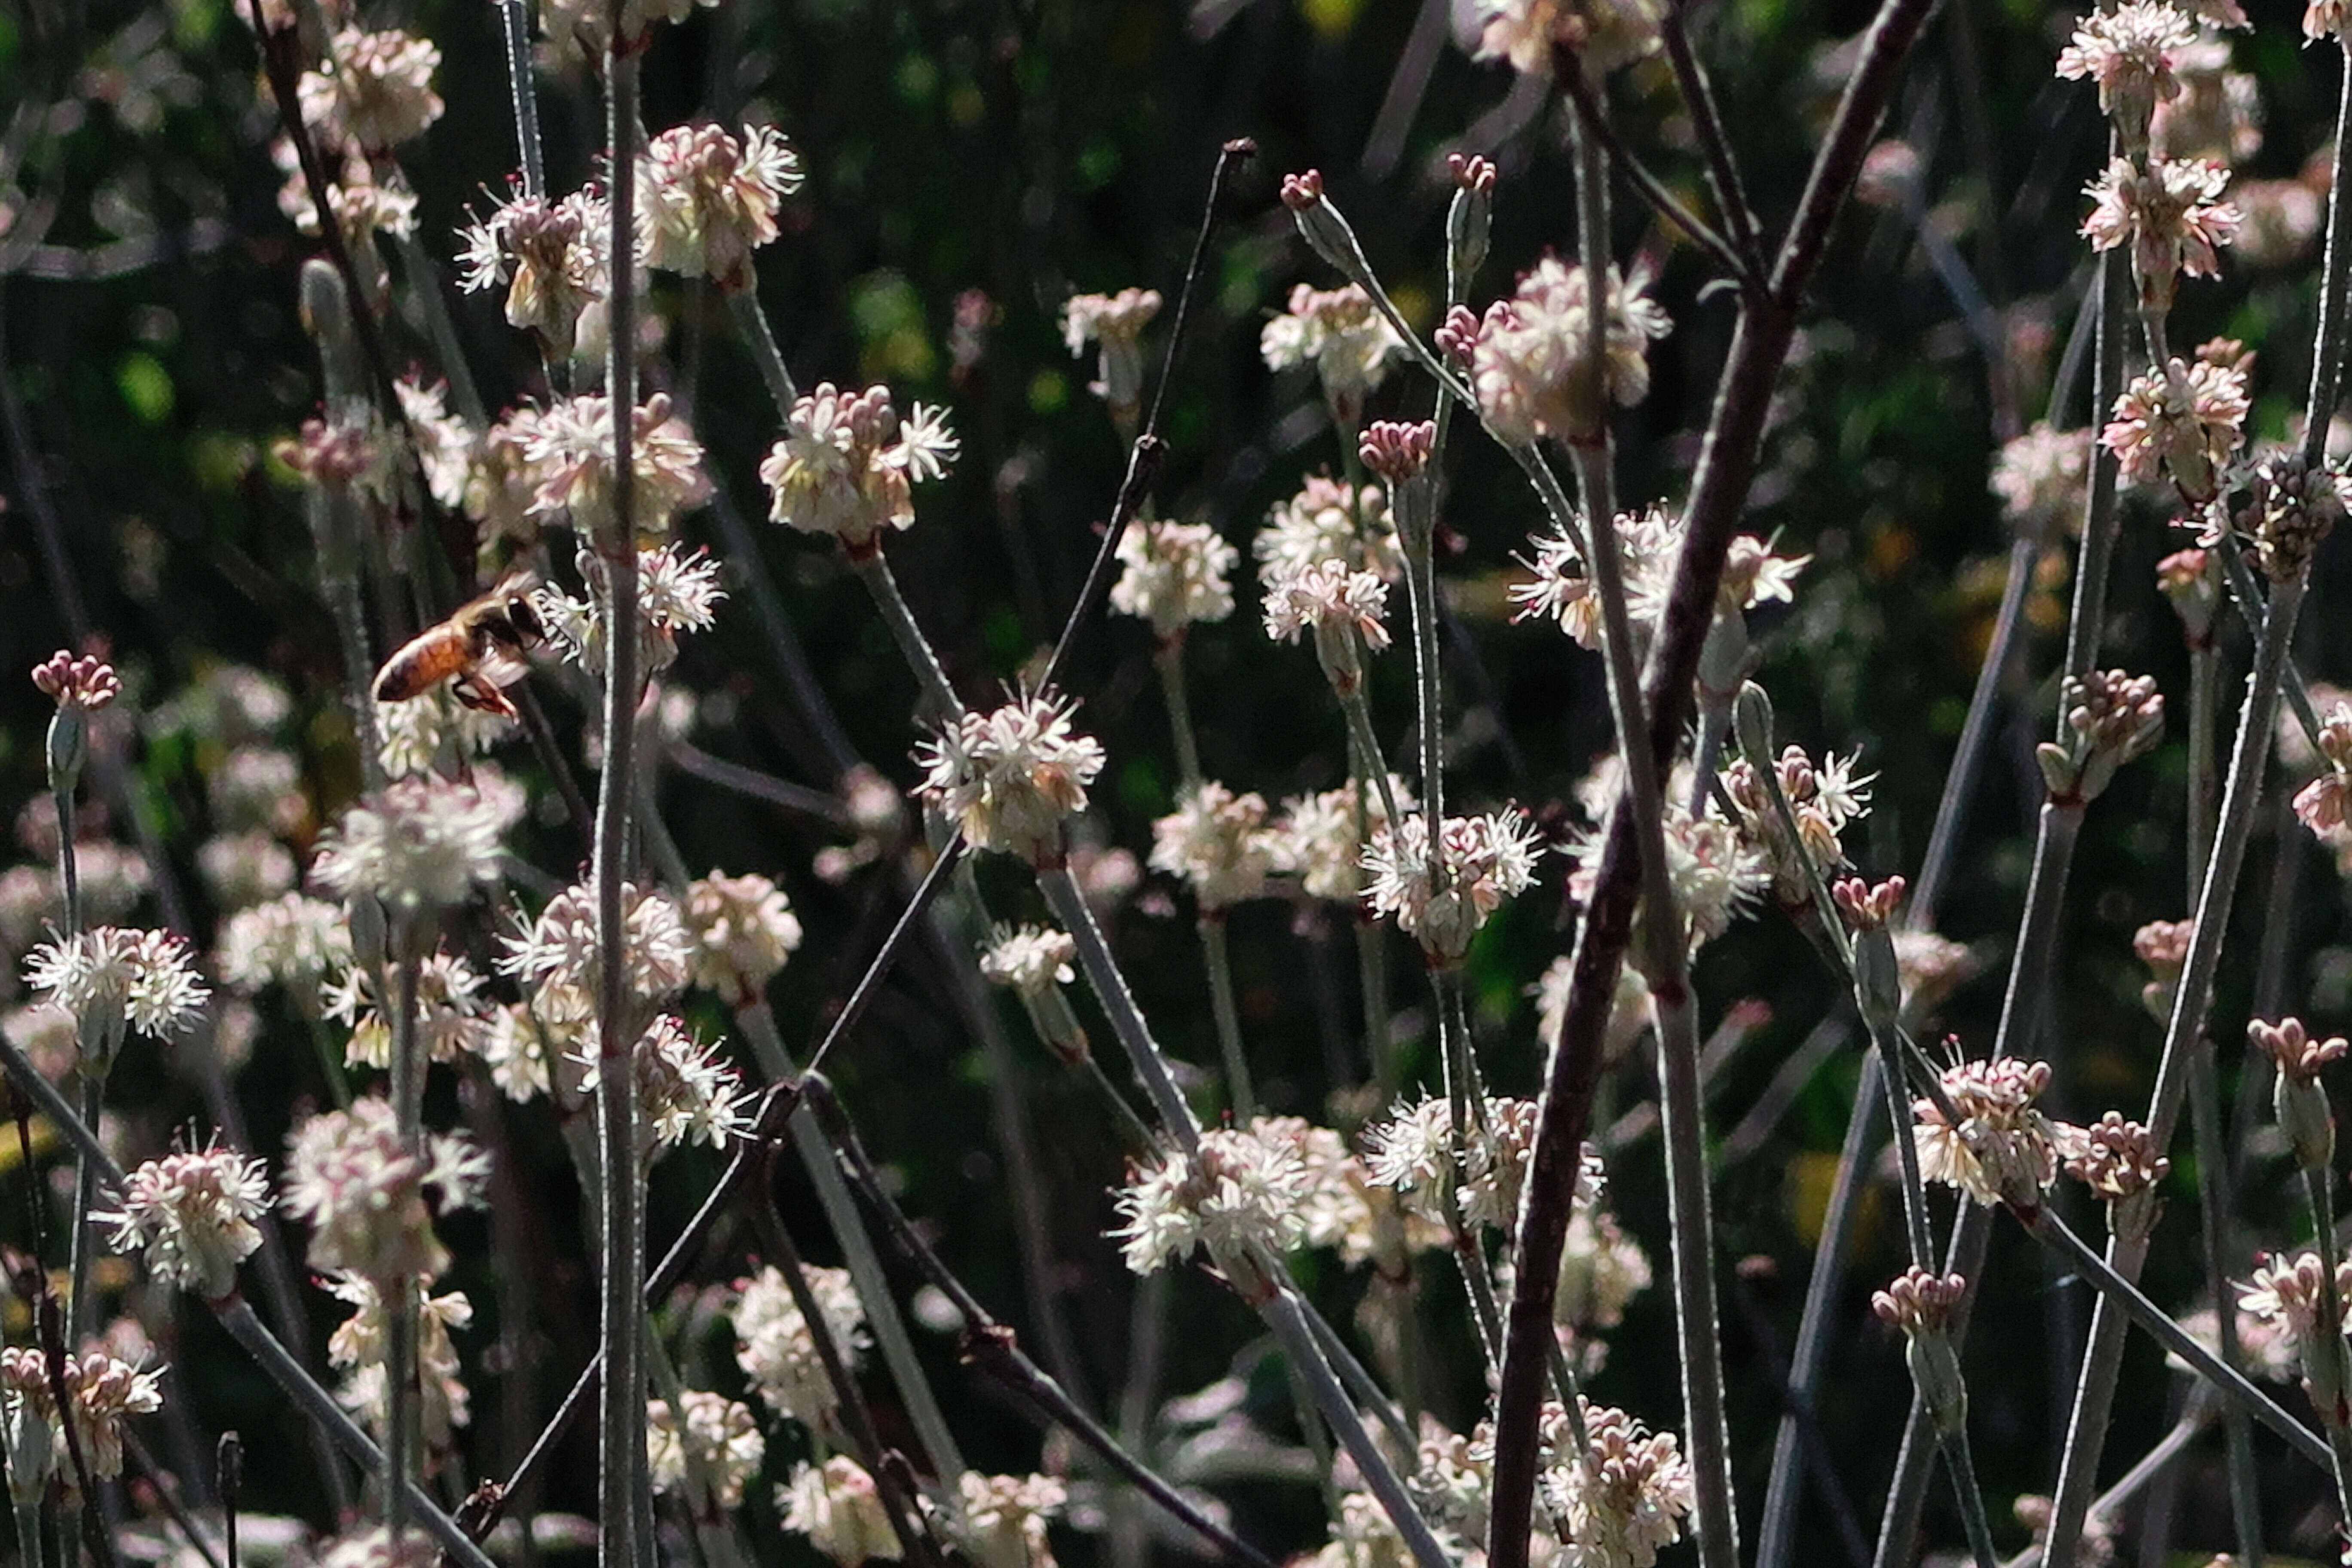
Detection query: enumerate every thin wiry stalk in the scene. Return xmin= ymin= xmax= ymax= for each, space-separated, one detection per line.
xmin=1199 ymin=915 xmax=1255 ymax=1117
xmin=1038 ymin=865 xmax=1199 ymax=1146
xmin=2303 ymin=36 xmax=2352 ymax=467
xmin=594 ymin=31 xmax=648 ymax=1568
xmin=2302 ymin=1165 xmax=2352 ymax=1522
xmin=851 ymin=551 xmax=963 ymax=720
xmin=735 ymin=1001 xmax=968 ymax=1482
xmin=384 ymin=952 xmax=424 ymax=1550
xmin=1910 ymin=530 xmax=2040 ymax=919
xmin=1657 ymin=3 xmax=1763 ymax=269
xmin=729 ymin=287 xmax=801 ymax=416
xmin=497 ymin=0 xmax=545 ymax=199
xmin=1155 ymin=640 xmax=1203 ymax=785
xmin=803 ymin=1077 xmax=1280 ymax=1568
xmin=1489 ymin=1 xmax=1937 ymax=1549
xmin=2040 ymin=570 xmax=2312 ymax=1565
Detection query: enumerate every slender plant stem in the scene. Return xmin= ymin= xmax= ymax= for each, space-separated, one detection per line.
xmin=594 ymin=33 xmax=648 ymax=1568
xmin=1911 ymin=532 xmax=2040 ymax=922
xmin=498 ymin=0 xmax=545 ymax=200
xmin=2303 ymin=35 xmax=2352 ymax=467
xmin=2040 ymin=572 xmax=2312 ymax=1564
xmin=1659 ymin=3 xmax=1762 ymax=267
xmin=1155 ymin=640 xmax=1202 ymax=785
xmin=2302 ymin=1165 xmax=2352 ymax=1522
xmin=850 ymin=550 xmax=963 ymax=720
xmin=384 ymin=951 xmax=423 ymax=1549
xmin=66 ymin=1075 xmax=103 ymax=1338
xmin=1038 ymin=866 xmax=1199 ymax=1147
xmin=737 ymin=1004 xmax=968 ymax=1481
xmin=1199 ymin=914 xmax=1255 ymax=1117
xmin=729 ymin=287 xmax=800 ymax=416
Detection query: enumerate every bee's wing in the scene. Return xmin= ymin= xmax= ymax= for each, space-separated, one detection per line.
xmin=476 ymin=647 xmax=531 ymax=691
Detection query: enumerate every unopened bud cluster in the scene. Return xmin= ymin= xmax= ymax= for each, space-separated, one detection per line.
xmin=1873 ymin=1267 xmax=1972 ymax=1433
xmin=2037 ymin=668 xmax=2164 ymax=805
xmin=2249 ymin=1016 xmax=2346 ymax=1170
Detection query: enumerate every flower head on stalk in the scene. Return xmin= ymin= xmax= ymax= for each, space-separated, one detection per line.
xmin=1363 ymin=809 xmax=1546 ymax=964
xmin=2134 ymin=916 xmax=2196 ymax=1019
xmin=1150 ymin=782 xmax=1277 ymax=910
xmin=281 ymin=1095 xmax=488 ymax=1282
xmin=980 ymin=925 xmax=1076 ymax=995
xmin=2241 ymin=448 xmax=2344 ymax=580
xmin=1109 ymin=518 xmax=1237 ymax=640
xmin=649 ymin=1390 xmax=766 ymax=1513
xmin=1264 ymin=559 xmax=1392 ymax=691
xmin=1363 ymin=1094 xmax=1599 ymax=1233
xmin=1913 ymin=1054 xmax=2061 ymax=1209
xmin=637 ymin=122 xmax=803 ymax=292
xmin=457 ymin=189 xmax=610 ymax=358
xmin=24 ymin=926 xmax=210 ymax=1060
xmin=1537 ymin=1398 xmax=1696 ymax=1568
xmin=2035 ymin=668 xmax=2165 ymax=805
xmin=297 ymin=28 xmax=442 ymax=153
xmin=1113 ymin=1121 xmax=1312 ymax=1283
xmin=33 ymin=649 xmax=122 ymax=796
xmin=325 ymin=1274 xmax=473 ymax=1452
xmin=1272 ymin=777 xmax=1414 ymax=903
xmin=0 ymin=1346 xmax=162 ymax=1496
xmin=760 ymin=383 xmax=960 ymax=553
xmin=1259 ymin=282 xmax=1405 ymax=430
xmin=323 ymin=950 xmax=493 ymax=1069
xmin=949 ymin=1472 xmax=1067 ymax=1568
xmin=519 ymin=392 xmax=710 ymax=540
xmin=2057 ymin=1112 xmax=2170 ymax=1237
xmin=309 ymin=775 xmax=511 ymax=915
xmin=682 ymin=871 xmax=802 ymax=1005
xmin=499 ymin=879 xmax=693 ymax=1028
xmin=1469 ymin=0 xmax=1665 ymax=77
xmin=915 ymin=692 xmax=1106 ymax=863
xmin=1467 ymin=258 xmax=1671 ymax=446
xmin=731 ymin=1262 xmax=867 ymax=1430
xmin=2294 ymin=707 xmax=2352 ymax=840
xmin=537 ymin=0 xmax=720 ymax=68
xmin=2081 ymin=157 xmax=2240 ymax=310
xmin=532 ymin=543 xmax=725 ymax=674
xmin=2102 ymin=355 xmax=2249 ymax=499
xmin=217 ymin=893 xmax=353 ymax=1012
xmin=98 ymin=1136 xmax=272 ymax=1300
xmin=2054 ymin=3 xmax=2197 ymax=150
xmin=2156 ymin=545 xmax=2219 ymax=641
xmin=2308 ymin=0 xmax=2352 ymax=41
xmin=1359 ymin=419 xmax=1435 ymax=487
xmin=780 ymin=1455 xmax=903 ymax=1567
xmin=1992 ymin=423 xmax=2092 ymax=536
xmin=1255 ymin=474 xmax=1402 ymax=585
xmin=569 ymin=1013 xmax=751 ymax=1158
xmin=2239 ymin=1249 xmax=2352 ymax=1415
xmin=1063 ymin=287 xmax=1162 ymax=432
xmin=1721 ymin=741 xmax=1875 ymax=891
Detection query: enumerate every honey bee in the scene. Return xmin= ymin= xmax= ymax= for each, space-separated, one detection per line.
xmin=372 ymin=572 xmax=545 ymax=721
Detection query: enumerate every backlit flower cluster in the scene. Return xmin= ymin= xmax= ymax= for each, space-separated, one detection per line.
xmin=1259 ymin=283 xmax=1406 ymax=428
xmin=649 ymin=1390 xmax=766 ymax=1512
xmin=457 ymin=190 xmax=610 ymax=357
xmin=1150 ymin=782 xmax=1277 ymax=909
xmin=1363 ymin=1095 xmax=1600 ymax=1233
xmin=760 ymin=383 xmax=959 ymax=553
xmin=297 ymin=28 xmax=443 ymax=152
xmin=99 ymin=1137 xmax=272 ymax=1300
xmin=2081 ymin=156 xmax=2240 ymax=309
xmin=1461 ymin=259 xmax=1671 ymax=446
xmin=1363 ymin=809 xmax=1545 ymax=963
xmin=916 ymin=694 xmax=1106 ymax=861
xmin=500 ymin=879 xmax=693 ymax=1031
xmin=1255 ymin=474 xmax=1401 ymax=586
xmin=1063 ymin=287 xmax=1162 ymax=430
xmin=779 ymin=1455 xmax=902 ymax=1567
xmin=23 ymin=925 xmax=209 ymax=1053
xmin=531 ymin=543 xmax=725 ymax=674
xmin=0 ymin=1346 xmax=163 ymax=1494
xmin=326 ymin=1274 xmax=473 ymax=1454
xmin=1109 ymin=518 xmax=1237 ymax=639
xmin=570 ymin=1014 xmax=751 ymax=1157
xmin=2102 ymin=353 xmax=2249 ymax=499
xmin=637 ymin=122 xmax=803 ymax=291
xmin=683 ymin=871 xmax=802 ymax=1004
xmin=732 ymin=1263 xmax=867 ymax=1430
xmin=1913 ymin=1055 xmax=2061 ymax=1209
xmin=282 ymin=1096 xmax=488 ymax=1282
xmin=1114 ymin=1121 xmax=1313 ymax=1278
xmin=2055 ymin=3 xmax=2197 ymax=147
xmin=1272 ymin=776 xmax=1413 ymax=902
xmin=309 ymin=775 xmax=513 ymax=913
xmin=1539 ymin=1398 xmax=1697 ymax=1568
xmin=1469 ymin=0 xmax=1664 ymax=77
xmin=520 ymin=392 xmax=712 ymax=539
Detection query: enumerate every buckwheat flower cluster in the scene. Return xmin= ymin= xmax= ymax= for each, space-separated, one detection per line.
xmin=780 ymin=1456 xmax=902 ymax=1567
xmin=1272 ymin=777 xmax=1413 ymax=902
xmin=31 ymin=650 xmax=122 ymax=712
xmin=980 ymin=926 xmax=1076 ymax=995
xmin=2134 ymin=916 xmax=2195 ymax=1017
xmin=1364 ymin=1095 xmax=1598 ymax=1233
xmin=649 ymin=1390 xmax=766 ymax=1512
xmin=1365 ymin=810 xmax=1545 ymax=963
xmin=732 ymin=1263 xmax=867 ymax=1430
xmin=374 ymin=683 xmax=513 ymax=779
xmin=282 ymin=1096 xmax=489 ymax=1282
xmin=1464 ymin=259 xmax=1672 ymax=446
xmin=2311 ymin=0 xmax=2352 ymax=39
xmin=950 ymin=1471 xmax=1066 ymax=1568
xmin=1063 ymin=287 xmax=1161 ymax=430
xmin=1721 ymin=742 xmax=1873 ymax=898
xmin=2239 ymin=1252 xmax=2352 ymax=1359
xmin=634 ymin=122 xmax=802 ymax=292
xmin=538 ymin=0 xmax=720 ymax=65
xmin=1298 ymin=1491 xmax=1417 ymax=1568
xmin=1259 ymin=283 xmax=1406 ymax=427
xmin=1150 ymin=782 xmax=1277 ymax=909
xmin=532 ymin=543 xmax=725 ymax=674
xmin=1914 ymin=1055 xmax=2061 ymax=1208
xmin=2243 ymin=447 xmax=2343 ymax=580
xmin=325 ymin=1274 xmax=473 ymax=1452
xmin=2250 ymin=1015 xmax=2347 ymax=1169
xmin=2081 ymin=156 xmax=2240 ymax=309
xmin=2058 ymin=1111 xmax=2171 ymax=1235
xmin=312 ymin=1526 xmax=441 ymax=1568
xmin=0 ymin=1346 xmax=162 ymax=1491
xmin=2036 ymin=668 xmax=2165 ymax=805
xmin=1539 ymin=1398 xmax=1696 ymax=1568
xmin=1470 ymin=0 xmax=1664 ymax=77
xmin=1558 ymin=1208 xmax=1656 ymax=1356
xmin=501 ymin=879 xmax=692 ymax=1029
xmin=98 ymin=1138 xmax=271 ymax=1300
xmin=297 ymin=28 xmax=442 ymax=152
xmin=1871 ymin=1267 xmax=1972 ymax=1429
xmin=760 ymin=383 xmax=959 ymax=552
xmin=1255 ymin=474 xmax=1402 ymax=585
xmin=916 ymin=694 xmax=1106 ymax=862
xmin=2102 ymin=355 xmax=2249 ymax=499
xmin=2153 ymin=38 xmax=2260 ymax=164
xmin=458 ymin=190 xmax=610 ymax=357
xmin=2054 ymin=2 xmax=2196 ymax=148
xmin=682 ymin=872 xmax=801 ymax=1004
xmin=1991 ymin=422 xmax=2092 ymax=534
xmin=309 ymin=775 xmax=511 ymax=913
xmin=520 ymin=392 xmax=711 ymax=539
xmin=1114 ymin=1122 xmax=1312 ymax=1277
xmin=571 ymin=1014 xmax=750 ymax=1157
xmin=215 ymin=894 xmax=352 ymax=1013
xmin=1263 ymin=559 xmax=1393 ymax=691
xmin=24 ymin=925 xmax=209 ymax=1053
xmin=324 ymin=951 xmax=493 ymax=1069
xmin=1109 ymin=518 xmax=1237 ymax=639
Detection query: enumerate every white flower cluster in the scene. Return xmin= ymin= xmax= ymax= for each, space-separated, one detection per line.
xmin=1109 ymin=518 xmax=1237 ymax=639
xmin=309 ymin=775 xmax=517 ymax=913
xmin=916 ymin=695 xmax=1106 ymax=862
xmin=282 ymin=1095 xmax=489 ymax=1283
xmin=762 ymin=383 xmax=959 ymax=552
xmin=23 ymin=925 xmax=209 ymax=1052
xmin=732 ymin=1263 xmax=868 ymax=1430
xmin=1114 ymin=1121 xmax=1314 ymax=1277
xmin=1363 ymin=809 xmax=1546 ymax=963
xmin=532 ymin=543 xmax=726 ymax=675
xmin=326 ymin=1274 xmax=474 ymax=1455
xmin=99 ymin=1138 xmax=271 ymax=1300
